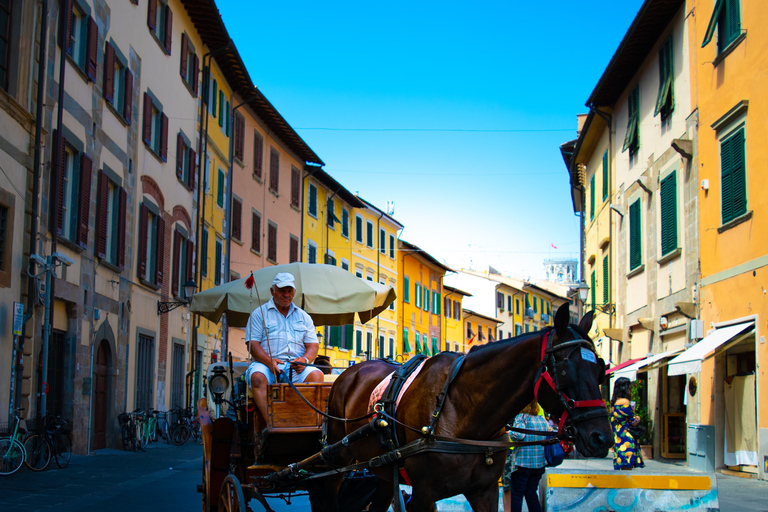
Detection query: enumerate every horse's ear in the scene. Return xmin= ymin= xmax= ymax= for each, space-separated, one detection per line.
xmin=554 ymin=303 xmax=570 ymax=336
xmin=579 ymin=310 xmax=594 ymax=335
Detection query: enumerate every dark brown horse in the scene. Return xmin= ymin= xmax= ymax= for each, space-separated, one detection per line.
xmin=322 ymin=303 xmax=612 ymax=511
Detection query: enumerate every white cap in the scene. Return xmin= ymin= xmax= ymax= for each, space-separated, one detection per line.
xmin=272 ymin=272 xmax=296 ymax=289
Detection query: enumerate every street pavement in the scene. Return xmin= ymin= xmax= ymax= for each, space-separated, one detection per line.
xmin=1 ymin=441 xmax=767 ymax=511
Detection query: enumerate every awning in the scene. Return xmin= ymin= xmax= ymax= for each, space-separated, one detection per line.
xmin=667 ymin=322 xmax=754 ymax=376
xmin=605 ymin=358 xmax=644 ymax=376
xmin=613 ymin=348 xmax=685 ymax=381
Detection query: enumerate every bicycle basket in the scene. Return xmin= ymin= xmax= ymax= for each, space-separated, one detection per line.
xmin=0 ymin=422 xmax=10 ymax=436
xmin=118 ymin=413 xmax=130 ymax=424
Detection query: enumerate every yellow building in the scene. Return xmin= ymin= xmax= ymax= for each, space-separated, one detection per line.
xmin=302 ymin=168 xmax=365 ymax=368
xmin=398 ymin=240 xmax=452 ymax=359
xmin=443 ymin=285 xmax=470 ymax=353
xmin=462 ymin=309 xmax=501 ymax=349
xmin=689 ymin=0 xmax=766 ymax=478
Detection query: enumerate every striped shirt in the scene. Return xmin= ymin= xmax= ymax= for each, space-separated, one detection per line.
xmin=245 ymin=298 xmax=318 ymax=361
xmin=510 ymin=413 xmax=552 ymax=469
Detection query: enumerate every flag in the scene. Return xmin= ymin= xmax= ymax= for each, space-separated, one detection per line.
xmin=551 ymin=243 xmax=557 ymax=249
xmin=467 ymin=332 xmax=477 ymax=345
xmin=244 ymin=273 xmax=255 ymax=289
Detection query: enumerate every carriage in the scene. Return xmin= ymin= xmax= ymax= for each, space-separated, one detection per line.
xmin=191 ymin=264 xmax=613 ymax=512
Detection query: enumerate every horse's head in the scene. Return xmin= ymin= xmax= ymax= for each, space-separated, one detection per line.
xmin=536 ymin=303 xmax=613 ymax=458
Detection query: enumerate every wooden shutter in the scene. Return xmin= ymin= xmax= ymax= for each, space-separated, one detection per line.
xmin=289 ymin=236 xmax=298 ymax=263
xmin=268 ymin=223 xmax=277 ymax=261
xmin=188 ymin=149 xmax=196 ymax=189
xmin=53 ymin=131 xmax=67 ymax=235
xmin=308 ymin=184 xmax=316 ymax=215
xmin=78 ymin=153 xmax=92 ymax=247
xmin=86 ymin=17 xmax=98 ymax=82
xmin=163 ymin=5 xmax=173 ymax=54
xmin=117 ymin=188 xmax=126 ymax=268
xmin=172 ymin=230 xmax=181 ymax=296
xmin=291 ymin=167 xmax=300 ymax=207
xmin=660 ymin=172 xmax=677 ymax=255
xmin=253 ymin=132 xmax=263 ymax=178
xmin=251 ymin=211 xmax=261 ymax=252
xmin=176 ymin=133 xmax=184 ymax=179
xmin=629 ymin=199 xmax=641 ymax=269
xmin=232 ymin=198 xmax=242 ymax=241
xmin=142 ymin=93 xmax=152 ymax=145
xmin=96 ymin=170 xmax=109 ymax=259
xmin=180 ymin=33 xmax=188 ymax=79
xmin=160 ymin=112 xmax=168 ymax=161
xmin=591 ymin=271 xmax=596 ymax=311
xmin=62 ymin=0 xmax=74 ymax=52
xmin=721 ymin=128 xmax=746 ymax=224
xmin=234 ymin=115 xmax=244 ymax=161
xmin=589 ymin=175 xmax=595 ymax=219
xmin=155 ymin=215 xmax=165 ymax=286
xmin=147 ymin=0 xmax=157 ymax=31
xmin=104 ymin=43 xmax=115 ymax=103
xmin=269 ymin=149 xmax=279 ymax=192
xmin=123 ymin=70 xmax=133 ymax=124
xmin=602 ymin=255 xmax=609 ymax=303
xmin=211 ymin=79 xmax=217 ymax=115
xmin=138 ymin=204 xmax=148 ymax=280
xmin=192 ymin=54 xmax=199 ymax=96
xmin=186 ymin=239 xmax=194 ymax=281
xmin=602 ymin=151 xmax=608 ymax=200
xmin=218 ymin=91 xmax=224 ymax=126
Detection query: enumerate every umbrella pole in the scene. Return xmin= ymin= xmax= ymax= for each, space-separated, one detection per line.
xmin=254 ymin=286 xmax=279 ymax=383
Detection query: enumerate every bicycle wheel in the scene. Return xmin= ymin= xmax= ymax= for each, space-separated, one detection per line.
xmin=0 ymin=438 xmax=25 ymax=476
xmin=54 ymin=433 xmax=72 ymax=468
xmin=171 ymin=424 xmax=189 ymax=446
xmin=121 ymin=424 xmax=133 ymax=451
xmin=23 ymin=434 xmax=52 ymax=471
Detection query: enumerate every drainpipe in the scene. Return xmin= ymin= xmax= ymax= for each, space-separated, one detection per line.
xmin=15 ymin=0 xmax=48 ymax=416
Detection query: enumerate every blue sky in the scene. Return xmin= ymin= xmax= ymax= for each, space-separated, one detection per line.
xmin=216 ymin=0 xmax=645 ymax=279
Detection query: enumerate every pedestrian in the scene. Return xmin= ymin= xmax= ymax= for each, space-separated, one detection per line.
xmin=610 ymin=376 xmax=645 ymax=470
xmin=504 ymin=400 xmax=550 ymax=512
xmin=244 ymin=273 xmax=324 ymax=429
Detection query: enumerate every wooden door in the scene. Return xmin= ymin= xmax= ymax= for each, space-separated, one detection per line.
xmin=92 ymin=341 xmax=109 ymax=450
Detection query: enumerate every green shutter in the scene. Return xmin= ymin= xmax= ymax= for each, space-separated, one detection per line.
xmin=218 ymin=91 xmax=224 ymax=127
xmin=415 ymin=283 xmax=421 ymax=307
xmin=432 ymin=337 xmax=438 ymax=355
xmin=702 ymin=0 xmax=725 ymax=47
xmin=344 ymin=325 xmax=353 ymax=350
xmin=721 ymin=128 xmax=746 ymax=224
xmin=655 ymin=36 xmax=674 ymax=118
xmin=590 ymin=175 xmax=595 ymax=220
xmin=660 ymin=171 xmax=678 ymax=255
xmin=602 ymin=255 xmax=609 ymax=303
xmin=404 ymin=277 xmax=410 ymax=302
xmin=422 ymin=334 xmax=429 ymax=356
xmin=435 ymin=292 xmax=441 ymax=315
xmin=403 ymin=328 xmax=410 ymax=353
xmin=602 ymin=151 xmax=609 ymax=201
xmin=423 ymin=288 xmax=429 ymax=311
xmin=623 ymin=86 xmax=640 ymax=153
xmin=629 ymin=199 xmax=642 ymax=270
xmin=211 ymin=79 xmax=218 ymax=116
xmin=525 ymin=294 xmax=529 ymax=308
xmin=591 ymin=271 xmax=596 ymax=311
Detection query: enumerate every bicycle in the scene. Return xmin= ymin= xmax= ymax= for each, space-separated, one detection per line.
xmin=144 ymin=410 xmax=158 ymax=444
xmin=0 ymin=408 xmax=27 ymax=476
xmin=155 ymin=410 xmax=171 ymax=444
xmin=118 ymin=413 xmax=138 ymax=452
xmin=169 ymin=407 xmax=199 ymax=445
xmin=23 ymin=415 xmax=71 ymax=471
xmin=132 ymin=410 xmax=149 ymax=450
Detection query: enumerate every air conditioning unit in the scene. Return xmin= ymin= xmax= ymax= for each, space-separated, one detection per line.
xmin=690 ymin=319 xmax=704 ymax=340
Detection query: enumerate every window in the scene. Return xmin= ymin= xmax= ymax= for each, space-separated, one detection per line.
xmin=590 ymin=271 xmax=596 ymax=311
xmin=389 ymin=337 xmax=394 ymax=358
xmin=444 ymin=296 xmax=451 ymax=318
xmin=355 ymin=215 xmax=363 ymax=243
xmin=341 ymin=259 xmax=349 ymax=271
xmin=402 ymin=328 xmax=410 ymax=353
xmin=356 ymin=330 xmax=363 ymax=355
xmin=515 ymin=324 xmax=522 ymax=336
xmin=147 ymin=0 xmax=172 ymax=55
xmin=589 ymin=174 xmax=595 ymax=220
xmin=379 ymin=228 xmax=386 ymax=254
xmin=378 ymin=335 xmax=384 ymax=359
xmin=251 ymin=210 xmax=261 ymax=253
xmin=172 ymin=227 xmax=193 ymax=298
xmin=327 ymin=198 xmax=336 ymax=228
xmin=216 ymin=168 xmax=225 ymax=207
xmin=0 ymin=0 xmax=12 ymax=91
xmin=200 ymin=227 xmax=208 ymax=276
xmin=702 ymin=0 xmax=742 ymax=53
xmin=422 ymin=334 xmax=428 ymax=355
xmin=389 ymin=234 xmax=395 ymax=258
xmin=328 ymin=325 xmax=353 ymax=350
xmin=498 ymin=330 xmax=503 ymax=339
xmin=269 ymin=148 xmax=279 ymax=193
xmin=175 ymin=132 xmax=196 ymax=190
xmin=720 ymin=127 xmax=746 ymax=224
xmin=515 ymin=298 xmax=520 ymax=315
xmin=171 ymin=343 xmax=185 ymax=410
xmin=623 ymin=85 xmax=639 ymax=158
xmin=655 ymin=36 xmax=674 ymax=122
xmin=267 ymin=221 xmax=277 ymax=262
xmin=342 ymin=208 xmax=349 ymax=238
xmin=289 ymin=235 xmax=299 ymax=263
xmin=414 ymin=331 xmax=421 ymax=353
xmin=366 ymin=220 xmax=373 ymax=247
xmin=415 ymin=283 xmax=421 ymax=308
xmin=253 ymin=131 xmax=263 ymax=179
xmin=497 ymin=291 xmax=504 ymax=310
xmin=423 ymin=287 xmax=429 ymax=312
xmin=487 ymin=328 xmax=493 ymax=342
xmin=431 ymin=337 xmax=438 ymax=355
xmin=179 ymin=33 xmax=199 ymax=96
xmin=308 ymin=183 xmax=318 ymax=217
xmin=103 ymin=42 xmax=133 ymax=124
xmin=95 ymin=170 xmax=126 ymax=267
xmin=291 ymin=166 xmax=300 ymax=208
xmin=231 ymin=197 xmax=242 ymax=242
xmin=366 ymin=332 xmax=372 ymax=357
xmin=466 ymin=321 xmax=472 ymax=338
xmin=325 ymin=252 xmax=336 ymax=266
xmin=53 ymin=133 xmax=92 ymax=247
xmin=307 ymin=240 xmax=317 ymax=264
xmin=602 ymin=255 xmax=609 ymax=304
xmin=432 ymin=291 xmax=440 ymax=314
xmin=214 ymin=237 xmax=222 ymax=285
xmin=209 ymin=76 xmax=217 ymax=116
xmin=403 ymin=276 xmax=410 ymax=302
xmin=507 ymin=295 xmax=512 ymax=313
xmin=142 ymin=92 xmax=168 ymax=161
xmin=660 ymin=171 xmax=678 ymax=255
xmin=629 ymin=198 xmax=642 ymax=270
xmin=601 ymin=150 xmax=609 ymax=201
xmin=233 ymin=113 xmax=245 ymax=161
xmin=63 ymin=1 xmax=98 ymax=79
xmin=454 ymin=300 xmax=460 ymax=321
xmin=138 ymin=201 xmax=165 ymax=286
xmin=533 ymin=296 xmax=538 ymax=313
xmin=135 ymin=334 xmax=155 ymax=411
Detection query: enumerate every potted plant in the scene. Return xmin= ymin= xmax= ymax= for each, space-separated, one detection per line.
xmin=630 ymin=381 xmax=654 ymax=460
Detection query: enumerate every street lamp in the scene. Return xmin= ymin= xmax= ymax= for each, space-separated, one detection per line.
xmin=157 ymin=279 xmax=197 ymax=314
xmin=576 ymin=281 xmax=590 ymax=305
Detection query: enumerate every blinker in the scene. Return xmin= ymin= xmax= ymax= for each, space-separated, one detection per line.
xmin=555 ymin=359 xmax=577 ymax=390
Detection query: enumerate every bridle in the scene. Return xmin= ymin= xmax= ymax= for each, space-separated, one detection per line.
xmin=533 ymin=327 xmax=607 ymax=440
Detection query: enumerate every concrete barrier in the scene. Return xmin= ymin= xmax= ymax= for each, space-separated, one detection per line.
xmin=542 ymin=469 xmax=719 ymax=511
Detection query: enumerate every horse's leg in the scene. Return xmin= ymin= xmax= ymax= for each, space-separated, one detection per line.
xmin=319 ymin=473 xmax=344 ymax=511
xmin=464 ymin=483 xmax=501 ymax=512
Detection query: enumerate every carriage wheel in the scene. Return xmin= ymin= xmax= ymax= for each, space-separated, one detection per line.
xmin=201 ymin=459 xmax=213 ymax=512
xmin=218 ymin=474 xmax=246 ymax=512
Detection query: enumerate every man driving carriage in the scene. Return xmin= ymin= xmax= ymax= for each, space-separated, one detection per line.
xmin=245 ymin=272 xmax=325 ymax=424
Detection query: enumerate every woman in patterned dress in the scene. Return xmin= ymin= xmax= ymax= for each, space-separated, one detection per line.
xmin=610 ymin=377 xmax=645 ymax=470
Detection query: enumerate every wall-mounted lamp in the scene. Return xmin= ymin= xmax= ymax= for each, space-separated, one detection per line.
xmin=158 ymin=279 xmax=196 ymax=315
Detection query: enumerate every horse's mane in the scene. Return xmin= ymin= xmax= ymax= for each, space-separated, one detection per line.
xmin=466 ymin=321 xmax=591 ymax=356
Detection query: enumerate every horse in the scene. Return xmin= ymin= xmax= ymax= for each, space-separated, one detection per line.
xmin=321 ymin=303 xmax=612 ymax=512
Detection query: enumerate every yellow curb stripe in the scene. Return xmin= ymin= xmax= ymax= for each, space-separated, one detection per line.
xmin=546 ymin=474 xmax=711 ymax=490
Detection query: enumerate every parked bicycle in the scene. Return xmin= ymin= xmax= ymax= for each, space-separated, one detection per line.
xmin=154 ymin=410 xmax=171 ymax=444
xmin=23 ymin=415 xmax=72 ymax=471
xmin=0 ymin=408 xmax=27 ymax=476
xmin=169 ymin=407 xmax=200 ymax=445
xmin=118 ymin=412 xmax=138 ymax=452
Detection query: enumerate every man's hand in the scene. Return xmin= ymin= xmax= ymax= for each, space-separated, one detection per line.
xmin=290 ymin=356 xmax=308 ymax=373
xmin=271 ymin=358 xmax=285 ymax=375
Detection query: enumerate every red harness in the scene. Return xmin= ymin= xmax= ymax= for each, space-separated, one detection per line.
xmin=533 ymin=330 xmax=606 ymax=436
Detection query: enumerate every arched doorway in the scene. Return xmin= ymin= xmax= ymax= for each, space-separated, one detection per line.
xmin=92 ymin=340 xmax=110 ymax=450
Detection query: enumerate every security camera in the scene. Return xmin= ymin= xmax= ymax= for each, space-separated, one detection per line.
xmin=52 ymin=252 xmax=74 ymax=267
xmin=30 ymin=254 xmax=47 ymax=267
